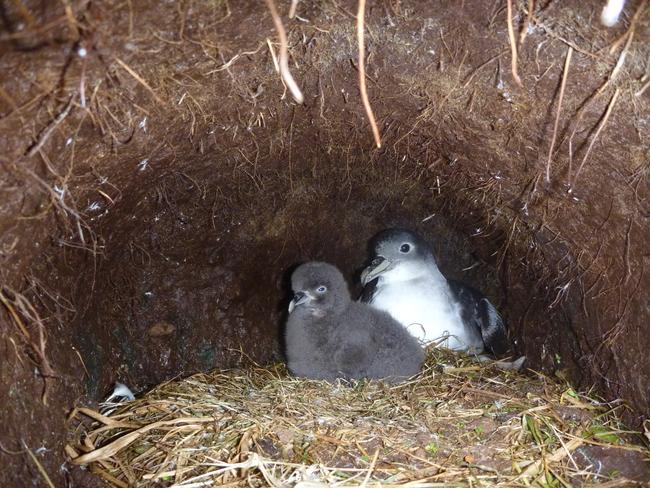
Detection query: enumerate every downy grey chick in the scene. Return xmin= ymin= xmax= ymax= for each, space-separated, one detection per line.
xmin=285 ymin=261 xmax=425 ymax=383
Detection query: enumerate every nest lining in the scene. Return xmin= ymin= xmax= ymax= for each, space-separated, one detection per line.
xmin=66 ymin=349 xmax=648 ymax=487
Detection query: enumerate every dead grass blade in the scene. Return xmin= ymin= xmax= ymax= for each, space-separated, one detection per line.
xmin=66 ymin=348 xmax=648 ymax=487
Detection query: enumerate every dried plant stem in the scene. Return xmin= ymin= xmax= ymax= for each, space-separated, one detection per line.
xmin=636 ymin=77 xmax=650 ymax=97
xmin=289 ymin=0 xmax=299 ymax=19
xmin=114 ymin=58 xmax=166 ymax=106
xmin=125 ymin=0 xmax=134 ymax=37
xmin=10 ymin=0 xmax=36 ymax=25
xmin=60 ymin=0 xmax=79 ymax=39
xmin=0 ymin=15 xmax=66 ymax=41
xmin=0 ymin=83 xmax=18 ymax=110
xmin=266 ymin=38 xmax=280 ymax=73
xmin=570 ymin=88 xmax=620 ymax=192
xmin=0 ymin=290 xmax=31 ymax=339
xmin=67 ymin=348 xmax=639 ymax=487
xmin=89 ymin=466 xmax=129 ymax=488
xmin=606 ymin=29 xmax=634 ymax=88
xmin=506 ymin=0 xmax=523 ymax=87
xmin=357 ymin=0 xmax=382 ymax=148
xmin=264 ymin=0 xmax=304 ymax=104
xmin=23 ymin=441 xmax=56 ymax=488
xmin=545 ymin=46 xmax=573 ymax=183
xmin=521 ymin=438 xmax=583 ymax=480
xmin=360 ymin=449 xmax=380 ymax=487
xmin=71 ymin=417 xmax=214 ymax=465
xmin=0 ymin=288 xmax=56 ymax=404
xmin=25 ymin=96 xmax=74 ymax=157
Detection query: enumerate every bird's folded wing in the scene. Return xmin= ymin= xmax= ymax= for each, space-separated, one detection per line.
xmin=478 ymin=298 xmax=509 ymax=356
xmin=358 ymin=276 xmax=378 ymax=303
xmin=481 ymin=298 xmax=510 ymax=356
xmin=334 ymin=326 xmax=372 ymax=376
xmin=447 ymin=279 xmax=510 ymax=356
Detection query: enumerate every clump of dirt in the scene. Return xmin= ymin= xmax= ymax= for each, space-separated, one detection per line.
xmin=1 ymin=0 xmax=649 ymax=486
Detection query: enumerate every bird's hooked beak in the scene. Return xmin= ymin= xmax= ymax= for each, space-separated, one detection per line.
xmin=360 ymin=256 xmax=393 ymax=286
xmin=288 ymin=291 xmax=311 ymax=313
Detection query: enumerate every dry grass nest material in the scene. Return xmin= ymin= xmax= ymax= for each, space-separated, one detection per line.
xmin=67 ymin=349 xmax=649 ymax=487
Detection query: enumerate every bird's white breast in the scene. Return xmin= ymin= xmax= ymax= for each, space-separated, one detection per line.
xmin=371 ymin=276 xmax=479 ymax=351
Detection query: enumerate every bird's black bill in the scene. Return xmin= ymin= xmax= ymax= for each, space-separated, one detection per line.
xmin=288 ymin=291 xmax=309 ymax=313
xmin=360 ymin=256 xmax=391 ymax=286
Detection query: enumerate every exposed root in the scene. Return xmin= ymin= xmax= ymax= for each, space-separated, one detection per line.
xmin=569 ymin=88 xmax=621 ymax=193
xmin=599 ymin=269 xmax=643 ymax=351
xmin=0 ymin=14 xmax=67 ymax=41
xmin=264 ymin=0 xmax=304 ymax=104
xmin=60 ymin=0 xmax=80 ymax=40
xmin=545 ymin=46 xmax=573 ymax=184
xmin=22 ymin=441 xmax=56 ymax=488
xmin=113 ymin=57 xmax=166 ymax=106
xmin=25 ymin=96 xmax=75 ymax=158
xmin=506 ymin=0 xmax=523 ymax=87
xmin=357 ymin=0 xmax=382 ymax=148
xmin=530 ymin=19 xmax=600 ymax=59
xmin=462 ymin=51 xmax=505 ymax=88
xmin=519 ymin=0 xmax=535 ymax=46
xmin=0 ymin=288 xmax=57 ymax=405
xmin=636 ymin=76 xmax=650 ymax=97
xmin=205 ymin=43 xmax=265 ymax=75
xmin=19 ymin=163 xmax=97 ymax=252
xmin=289 ymin=0 xmax=299 ymax=19
xmin=608 ymin=0 xmax=647 ymax=54
xmin=605 ymin=28 xmax=635 ymax=89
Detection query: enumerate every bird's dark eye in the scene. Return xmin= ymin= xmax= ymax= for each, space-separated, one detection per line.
xmin=400 ymin=243 xmax=411 ymax=253
xmin=317 ymin=285 xmax=327 ymax=293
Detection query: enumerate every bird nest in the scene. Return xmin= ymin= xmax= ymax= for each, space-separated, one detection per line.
xmin=66 ymin=349 xmax=649 ymax=487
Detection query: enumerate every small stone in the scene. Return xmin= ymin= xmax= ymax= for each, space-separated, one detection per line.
xmin=148 ymin=322 xmax=176 ymax=337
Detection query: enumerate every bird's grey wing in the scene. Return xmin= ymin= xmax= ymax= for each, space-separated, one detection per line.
xmin=335 ymin=343 xmax=369 ymax=379
xmin=358 ymin=276 xmax=379 ymax=303
xmin=366 ymin=310 xmax=426 ymax=381
xmin=447 ymin=279 xmax=509 ymax=356
xmin=285 ymin=315 xmax=337 ymax=380
xmin=333 ymin=323 xmax=372 ymax=378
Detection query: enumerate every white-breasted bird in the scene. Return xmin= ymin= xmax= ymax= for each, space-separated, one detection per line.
xmin=360 ymin=228 xmax=515 ymax=360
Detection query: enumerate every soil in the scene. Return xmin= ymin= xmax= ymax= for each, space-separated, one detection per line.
xmin=1 ymin=0 xmax=649 ymax=486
